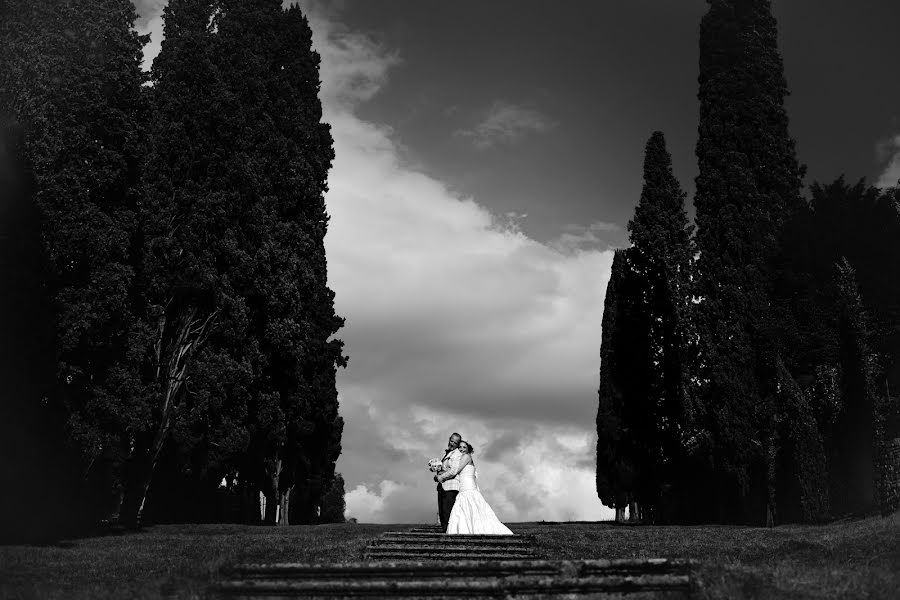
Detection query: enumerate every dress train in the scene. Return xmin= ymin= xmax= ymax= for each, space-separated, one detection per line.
xmin=446 ymin=464 xmax=513 ymax=535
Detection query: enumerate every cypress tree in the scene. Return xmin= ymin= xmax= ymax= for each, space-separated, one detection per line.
xmin=692 ymin=0 xmax=805 ymax=523
xmin=132 ymin=0 xmax=344 ymax=528
xmin=596 ymin=249 xmax=636 ymax=517
xmin=208 ymin=0 xmax=345 ymax=526
xmin=121 ymin=0 xmax=254 ymax=527
xmin=318 ymin=473 xmax=347 ymax=524
xmin=625 ymin=132 xmax=694 ymax=521
xmin=0 ymin=0 xmax=148 ymax=534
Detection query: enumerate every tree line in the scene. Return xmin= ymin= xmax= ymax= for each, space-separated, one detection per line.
xmin=596 ymin=0 xmax=900 ymax=525
xmin=0 ymin=0 xmax=346 ymax=542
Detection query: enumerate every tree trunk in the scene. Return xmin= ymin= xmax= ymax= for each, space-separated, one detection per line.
xmin=615 ymin=506 xmax=626 ymax=523
xmin=629 ymin=500 xmax=640 ymax=522
xmin=263 ymin=489 xmax=278 ymax=525
xmin=277 ymin=486 xmax=292 ymax=526
xmin=261 ymin=457 xmax=286 ymax=526
xmin=119 ymin=425 xmax=170 ymax=528
xmin=118 ymin=304 xmax=216 ymax=529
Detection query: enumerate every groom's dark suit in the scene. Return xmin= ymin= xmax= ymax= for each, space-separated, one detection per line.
xmin=436 ymin=447 xmax=462 ymax=531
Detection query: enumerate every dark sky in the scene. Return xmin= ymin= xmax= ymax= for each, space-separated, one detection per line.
xmin=333 ymin=0 xmax=900 ymax=244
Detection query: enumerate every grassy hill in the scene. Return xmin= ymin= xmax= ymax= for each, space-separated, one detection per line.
xmin=1 ymin=514 xmax=898 ymax=599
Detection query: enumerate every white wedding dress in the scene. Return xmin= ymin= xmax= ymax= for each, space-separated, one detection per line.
xmin=446 ymin=464 xmax=514 ymax=535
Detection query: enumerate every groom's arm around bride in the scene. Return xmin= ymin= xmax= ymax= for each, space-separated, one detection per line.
xmin=435 ymin=432 xmax=462 ymax=531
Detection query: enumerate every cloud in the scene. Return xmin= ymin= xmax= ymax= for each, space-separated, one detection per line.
xmin=550 ymin=221 xmax=625 ymax=253
xmin=300 ymin=2 xmax=400 ymax=109
xmin=454 ymin=101 xmax=557 ymax=150
xmin=876 ymin=134 xmax=900 ymax=189
xmin=135 ymin=0 xmax=616 ymax=523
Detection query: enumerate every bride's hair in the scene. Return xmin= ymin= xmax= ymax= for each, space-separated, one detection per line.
xmin=461 ymin=441 xmax=475 ymax=455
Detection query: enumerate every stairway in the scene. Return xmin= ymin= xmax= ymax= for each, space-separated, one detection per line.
xmin=208 ymin=526 xmax=695 ymax=599
xmin=363 ymin=526 xmax=537 ymax=561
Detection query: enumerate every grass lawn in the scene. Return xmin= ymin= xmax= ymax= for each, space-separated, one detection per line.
xmin=0 ymin=523 xmax=400 ymax=599
xmin=1 ymin=514 xmax=898 ymax=599
xmin=518 ymin=512 xmax=900 ymax=599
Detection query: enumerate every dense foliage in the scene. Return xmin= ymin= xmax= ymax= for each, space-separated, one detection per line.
xmin=596 ymin=0 xmax=900 ymax=524
xmin=0 ymin=0 xmax=148 ymax=538
xmin=691 ymin=0 xmax=807 ymax=524
xmin=0 ymin=0 xmax=345 ymax=539
xmin=596 ymin=249 xmax=637 ymax=515
xmin=596 ymin=133 xmax=693 ymax=522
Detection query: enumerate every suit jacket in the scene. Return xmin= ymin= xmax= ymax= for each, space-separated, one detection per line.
xmin=439 ymin=448 xmax=462 ymax=491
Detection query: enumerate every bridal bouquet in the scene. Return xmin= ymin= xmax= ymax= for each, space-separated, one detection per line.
xmin=427 ymin=458 xmax=443 ymax=473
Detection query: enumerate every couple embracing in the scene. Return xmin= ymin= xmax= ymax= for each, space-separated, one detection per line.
xmin=430 ymin=432 xmax=513 ymax=535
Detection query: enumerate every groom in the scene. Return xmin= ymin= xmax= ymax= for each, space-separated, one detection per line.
xmin=435 ymin=432 xmax=462 ymax=531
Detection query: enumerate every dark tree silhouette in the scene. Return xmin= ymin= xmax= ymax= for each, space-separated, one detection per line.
xmin=200 ymin=0 xmax=346 ymax=526
xmin=776 ymin=178 xmax=900 ymax=518
xmin=0 ymin=112 xmax=61 ymax=542
xmin=692 ymin=0 xmax=805 ymax=524
xmin=624 ymin=131 xmax=694 ymax=521
xmin=117 ymin=0 xmax=249 ymax=528
xmin=0 ymin=0 xmax=148 ymax=535
xmin=318 ymin=473 xmax=347 ymax=524
xmin=772 ymin=356 xmax=829 ymax=522
xmin=596 ymin=249 xmax=645 ymax=519
xmin=129 ymin=0 xmax=346 ymax=528
xmin=833 ymin=259 xmax=881 ymax=515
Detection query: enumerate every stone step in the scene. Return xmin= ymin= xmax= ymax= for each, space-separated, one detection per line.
xmin=366 ymin=549 xmax=536 ymax=557
xmin=210 ymin=526 xmax=695 ymax=598
xmin=362 ymin=526 xmax=540 ymax=562
xmin=364 ymin=551 xmax=538 ymax=561
xmin=224 ymin=558 xmax=692 ymax=581
xmin=371 ymin=539 xmax=530 ymax=549
xmin=379 ymin=533 xmax=524 ymax=543
xmin=359 ymin=555 xmax=538 ymax=563
xmin=211 ymin=572 xmax=692 ymax=599
xmin=366 ymin=540 xmax=531 ymax=553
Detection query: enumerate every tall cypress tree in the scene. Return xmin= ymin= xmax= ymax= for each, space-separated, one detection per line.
xmin=209 ymin=0 xmax=345 ymax=526
xmin=596 ymin=249 xmax=636 ymax=518
xmin=121 ymin=0 xmax=254 ymax=527
xmin=0 ymin=0 xmax=148 ymax=534
xmin=625 ymin=132 xmax=694 ymax=521
xmin=130 ymin=0 xmax=345 ymax=528
xmin=692 ymin=0 xmax=805 ymax=523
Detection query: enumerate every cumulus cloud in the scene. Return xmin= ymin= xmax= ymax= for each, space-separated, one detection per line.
xmin=876 ymin=134 xmax=900 ymax=189
xmin=134 ymin=0 xmax=616 ymax=523
xmin=454 ymin=101 xmax=557 ymax=150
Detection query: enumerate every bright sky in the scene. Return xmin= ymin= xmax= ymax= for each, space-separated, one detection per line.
xmin=132 ymin=0 xmax=900 ymax=523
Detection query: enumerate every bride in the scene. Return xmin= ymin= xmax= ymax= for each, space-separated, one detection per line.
xmin=436 ymin=440 xmax=513 ymax=535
